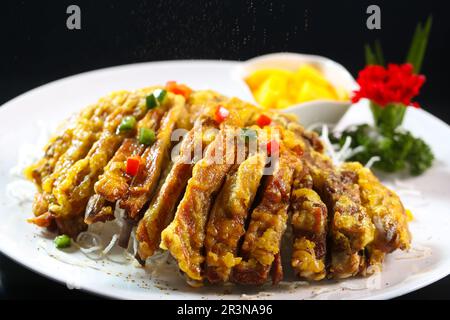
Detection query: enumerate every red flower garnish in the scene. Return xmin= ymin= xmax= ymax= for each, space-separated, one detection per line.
xmin=352 ymin=63 xmax=425 ymax=108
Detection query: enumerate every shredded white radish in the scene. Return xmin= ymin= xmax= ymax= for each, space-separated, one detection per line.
xmin=335 ymin=136 xmax=352 ymax=162
xmin=320 ymin=125 xmax=338 ymax=163
xmin=365 ymin=156 xmax=381 ymax=169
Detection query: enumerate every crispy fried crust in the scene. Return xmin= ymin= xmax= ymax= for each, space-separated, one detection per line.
xmin=95 ymin=109 xmax=165 ymax=201
xmin=340 ymin=162 xmax=411 ymax=275
xmin=27 ymin=93 xmax=126 ymax=220
xmin=341 ymin=162 xmax=411 ymax=252
xmin=47 ymin=88 xmax=162 ymax=230
xmin=160 ymin=127 xmax=236 ymax=281
xmin=25 ymin=91 xmax=127 ymax=189
xmin=136 ymin=120 xmax=215 ymax=260
xmin=323 ymin=170 xmax=375 ymax=279
xmin=120 ymin=95 xmax=184 ymax=219
xmin=290 ymin=166 xmax=328 ymax=281
xmin=205 ymin=151 xmax=267 ymax=283
xmin=232 ymin=147 xmax=297 ymax=285
xmin=277 ymin=117 xmax=375 ymax=279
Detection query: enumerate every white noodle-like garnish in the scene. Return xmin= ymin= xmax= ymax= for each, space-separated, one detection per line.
xmin=335 ymin=136 xmax=352 ymax=163
xmin=75 ymin=231 xmax=103 ymax=255
xmin=102 ymin=233 xmax=119 ymax=255
xmin=129 ymin=231 xmax=138 ymax=257
xmin=365 ymin=156 xmax=381 ymax=169
xmin=320 ymin=125 xmax=338 ymax=163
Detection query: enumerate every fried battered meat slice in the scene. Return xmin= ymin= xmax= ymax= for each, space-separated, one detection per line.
xmin=84 ymin=139 xmax=145 ymax=224
xmin=281 ymin=119 xmax=374 ymax=278
xmin=204 ymin=149 xmax=267 ymax=283
xmin=322 ymin=169 xmax=375 ymax=278
xmin=27 ymin=92 xmax=127 ymax=219
xmin=232 ymin=146 xmax=297 ymax=285
xmin=84 ymin=109 xmax=166 ymax=224
xmin=340 ymin=162 xmax=411 ymax=274
xmin=46 ymin=88 xmax=165 ymax=235
xmin=120 ymin=95 xmax=184 ymax=220
xmin=136 ymin=119 xmax=216 ymax=260
xmin=290 ymin=166 xmax=328 ymax=281
xmin=26 ymin=91 xmax=127 ymax=188
xmin=266 ymin=112 xmax=376 ymax=279
xmin=160 ymin=127 xmax=236 ymax=282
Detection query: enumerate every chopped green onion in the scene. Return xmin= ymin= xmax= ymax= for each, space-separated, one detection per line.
xmin=54 ymin=234 xmax=71 ymax=249
xmin=146 ymin=94 xmax=157 ymax=109
xmin=240 ymin=128 xmax=258 ymax=142
xmin=117 ymin=116 xmax=137 ymax=133
xmin=138 ymin=127 xmax=156 ymax=145
xmin=146 ymin=89 xmax=168 ymax=110
xmin=153 ymin=89 xmax=167 ymax=103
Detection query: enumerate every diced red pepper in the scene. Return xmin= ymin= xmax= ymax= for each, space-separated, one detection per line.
xmin=266 ymin=139 xmax=279 ymax=156
xmin=27 ymin=212 xmax=53 ymax=228
xmin=256 ymin=114 xmax=272 ymax=127
xmin=126 ymin=156 xmax=141 ymax=176
xmin=165 ymin=81 xmax=192 ymax=98
xmin=214 ymin=105 xmax=230 ymax=123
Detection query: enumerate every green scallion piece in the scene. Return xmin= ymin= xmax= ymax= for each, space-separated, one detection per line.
xmin=138 ymin=127 xmax=156 ymax=146
xmin=146 ymin=89 xmax=167 ymax=109
xmin=153 ymin=89 xmax=167 ymax=103
xmin=54 ymin=234 xmax=71 ymax=249
xmin=117 ymin=116 xmax=137 ymax=133
xmin=146 ymin=94 xmax=158 ymax=109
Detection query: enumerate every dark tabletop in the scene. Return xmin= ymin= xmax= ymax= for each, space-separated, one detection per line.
xmin=1 ymin=0 xmax=449 ymax=300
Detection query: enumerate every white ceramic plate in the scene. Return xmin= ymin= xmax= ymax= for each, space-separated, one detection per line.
xmin=0 ymin=60 xmax=449 ymax=300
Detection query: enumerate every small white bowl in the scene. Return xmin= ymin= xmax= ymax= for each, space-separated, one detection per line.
xmin=233 ymin=52 xmax=358 ymax=126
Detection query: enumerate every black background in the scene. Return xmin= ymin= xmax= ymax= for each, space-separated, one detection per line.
xmin=1 ymin=0 xmax=449 ymax=299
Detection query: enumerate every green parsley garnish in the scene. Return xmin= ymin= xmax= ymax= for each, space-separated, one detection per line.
xmin=329 ymin=124 xmax=434 ymax=176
